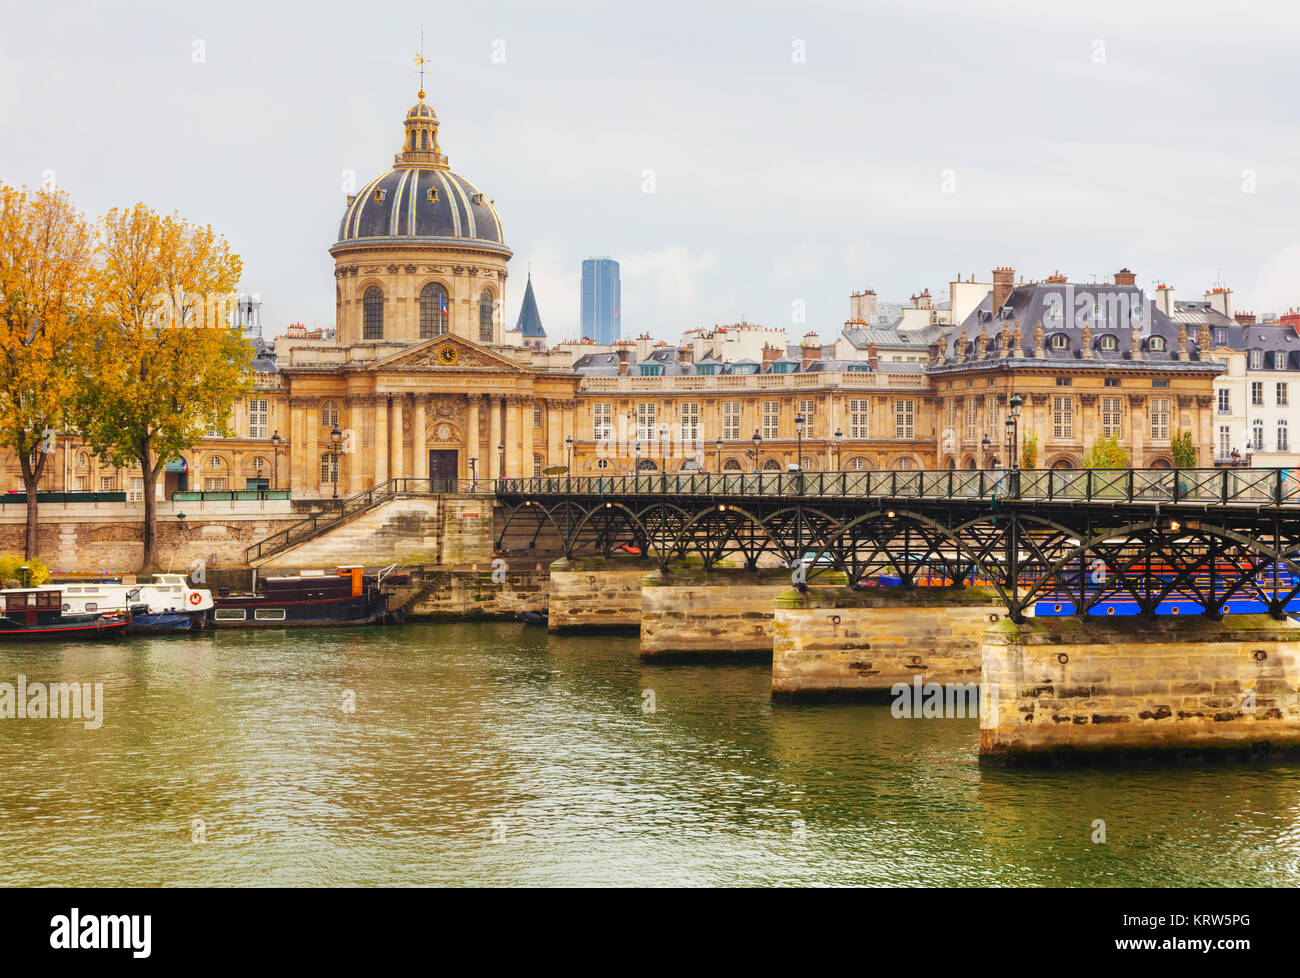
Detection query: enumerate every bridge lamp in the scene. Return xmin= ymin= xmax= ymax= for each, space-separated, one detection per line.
xmin=1170 ymin=520 xmax=1180 ymax=532
xmin=1008 ymin=393 xmax=1024 ymax=471
xmin=329 ymin=423 xmax=342 ymax=498
xmin=795 ymin=413 xmax=805 ymax=474
xmin=834 ymin=428 xmax=843 ymax=470
xmin=751 ymin=430 xmax=762 ymax=474
xmin=565 ymin=434 xmax=573 ymax=478
xmin=887 ymin=510 xmax=896 ymax=519
xmin=498 ymin=441 xmax=505 ymax=481
xmin=715 ymin=436 xmax=723 ymax=473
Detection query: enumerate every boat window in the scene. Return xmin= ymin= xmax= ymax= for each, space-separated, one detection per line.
xmin=214 ymin=608 xmax=247 ymax=621
xmin=254 ymin=608 xmax=287 ymax=621
xmin=84 ymin=602 xmax=97 ymax=612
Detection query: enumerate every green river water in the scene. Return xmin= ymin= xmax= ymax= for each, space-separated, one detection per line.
xmin=1 ymin=622 xmax=1298 ymax=887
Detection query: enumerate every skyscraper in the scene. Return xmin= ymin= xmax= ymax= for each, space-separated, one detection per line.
xmin=581 ymin=257 xmax=621 ymax=344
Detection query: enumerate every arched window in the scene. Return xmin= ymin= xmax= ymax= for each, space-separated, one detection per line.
xmin=637 ymin=458 xmax=657 ymax=472
xmin=895 ymin=457 xmax=914 ymax=470
xmin=723 ymin=458 xmax=742 ymax=472
xmin=849 ymin=457 xmax=866 ymax=471
xmin=1050 ymin=333 xmax=1069 ymax=350
xmin=479 ymin=289 xmax=494 ymax=343
xmin=363 ymin=287 xmax=384 ymax=339
xmin=321 ymin=401 xmax=340 ymax=427
xmin=419 ymin=283 xmax=448 ymax=339
xmin=1050 ymin=458 xmax=1075 ymax=470
xmin=762 ymin=458 xmax=781 ymax=471
xmin=1099 ymin=334 xmax=1118 ymax=351
xmin=1149 ymin=335 xmax=1166 ymax=352
xmin=1150 ymin=457 xmax=1171 ymax=469
xmin=947 ymin=458 xmax=956 ymax=470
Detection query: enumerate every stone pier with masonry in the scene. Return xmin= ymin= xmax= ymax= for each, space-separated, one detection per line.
xmin=640 ymin=562 xmax=815 ymax=658
xmin=772 ymin=585 xmax=1005 ymax=700
xmin=547 ymin=556 xmax=647 ymax=631
xmin=979 ymin=614 xmax=1300 ymax=764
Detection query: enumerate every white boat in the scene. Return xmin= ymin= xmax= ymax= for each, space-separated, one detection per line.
xmin=3 ymin=573 xmax=213 ymax=633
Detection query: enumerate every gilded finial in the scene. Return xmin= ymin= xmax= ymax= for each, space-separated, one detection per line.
xmin=414 ymin=28 xmax=428 ymax=101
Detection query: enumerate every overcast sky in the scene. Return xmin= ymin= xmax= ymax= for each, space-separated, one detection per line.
xmin=3 ymin=0 xmax=1299 ymax=342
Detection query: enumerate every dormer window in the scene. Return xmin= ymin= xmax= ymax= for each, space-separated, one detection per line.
xmin=427 ymin=188 xmax=439 ymax=202
xmin=374 ymin=189 xmax=386 ymax=202
xmin=1149 ymin=336 xmax=1166 ymax=352
xmin=473 ymin=192 xmax=485 ymax=204
xmin=1250 ymin=349 xmax=1264 ymax=369
xmin=1098 ymin=334 xmax=1118 ymax=351
xmin=1050 ymin=333 xmax=1069 ymax=350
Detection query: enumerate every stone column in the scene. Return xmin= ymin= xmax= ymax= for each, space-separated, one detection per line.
xmin=345 ymin=396 xmax=363 ymax=494
xmin=521 ymin=398 xmax=535 ymax=477
xmin=546 ymin=399 xmax=562 ymax=473
xmin=466 ymin=395 xmax=480 ymax=482
xmin=373 ymin=396 xmax=389 ymax=486
xmin=505 ymin=397 xmax=523 ymax=477
xmin=413 ymin=396 xmax=428 ymax=480
xmin=1197 ymin=394 xmax=1214 ymax=464
xmin=289 ymin=397 xmax=309 ymax=497
xmin=390 ymin=395 xmax=405 ymax=479
xmin=1128 ymin=394 xmax=1147 ymax=466
xmin=488 ymin=395 xmax=503 ymax=479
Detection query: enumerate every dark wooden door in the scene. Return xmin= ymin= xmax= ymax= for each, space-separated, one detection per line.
xmin=429 ymin=450 xmax=458 ymax=482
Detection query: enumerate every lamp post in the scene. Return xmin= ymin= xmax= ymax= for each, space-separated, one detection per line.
xmin=981 ymin=433 xmax=991 ymax=468
xmin=565 ymin=435 xmax=573 ymax=489
xmin=270 ymin=429 xmax=282 ymax=492
xmin=498 ymin=441 xmax=505 ymax=484
xmin=795 ymin=412 xmax=806 ymax=493
xmin=833 ymin=427 xmax=843 ymax=471
xmin=634 ymin=439 xmax=641 ymax=478
xmin=660 ymin=423 xmax=669 ymax=471
xmin=469 ymin=456 xmax=477 ymax=489
xmin=329 ymin=423 xmax=342 ymax=499
xmin=715 ymin=436 xmax=723 ymax=473
xmin=749 ymin=430 xmax=762 ymax=475
xmin=1008 ymin=393 xmax=1023 ymax=471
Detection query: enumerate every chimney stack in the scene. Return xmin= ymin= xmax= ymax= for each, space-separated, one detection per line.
xmin=992 ymin=266 xmax=1016 ymax=315
xmin=1114 ymin=267 xmax=1136 ymax=286
xmin=867 ymin=342 xmax=879 ymax=370
xmin=761 ymin=343 xmax=781 ymax=365
xmin=678 ymin=345 xmax=693 ymax=365
xmin=800 ymin=333 xmax=822 ymax=371
xmin=616 ymin=347 xmax=630 ymax=375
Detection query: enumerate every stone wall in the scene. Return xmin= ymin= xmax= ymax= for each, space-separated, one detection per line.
xmin=548 ymin=556 xmax=647 ymax=631
xmin=641 ymin=565 xmax=832 ymax=657
xmin=394 ymin=563 xmax=548 ymax=619
xmin=980 ymin=614 xmax=1300 ymax=763
xmin=773 ymin=585 xmax=1004 ymax=699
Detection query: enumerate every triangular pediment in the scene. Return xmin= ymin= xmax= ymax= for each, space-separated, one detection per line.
xmin=368 ymin=334 xmax=530 ymax=373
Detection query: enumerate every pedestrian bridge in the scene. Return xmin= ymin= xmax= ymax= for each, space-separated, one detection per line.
xmin=494 ymin=467 xmax=1300 ymax=623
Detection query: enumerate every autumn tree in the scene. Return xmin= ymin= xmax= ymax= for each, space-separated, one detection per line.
xmin=1171 ymin=430 xmax=1197 ymax=468
xmin=79 ymin=203 xmax=250 ymax=571
xmin=0 ymin=184 xmax=96 ymax=558
xmin=1081 ymin=434 xmax=1131 ymax=469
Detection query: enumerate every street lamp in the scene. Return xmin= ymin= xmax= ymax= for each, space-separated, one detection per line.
xmin=749 ymin=430 xmax=762 ymax=475
xmin=1008 ymin=393 xmax=1024 ymax=471
xmin=981 ymin=433 xmax=992 ymax=468
xmin=833 ymin=427 xmax=844 ymax=471
xmin=715 ymin=436 xmax=723 ymax=473
xmin=795 ymin=412 xmax=805 ymax=471
xmin=565 ymin=435 xmax=573 ymax=488
xmin=270 ymin=429 xmax=282 ymax=492
xmin=328 ymin=423 xmax=342 ymax=499
xmin=469 ymin=456 xmax=477 ymax=489
xmin=498 ymin=441 xmax=505 ymax=483
xmin=634 ymin=439 xmax=641 ymax=477
xmin=660 ymin=423 xmax=669 ymax=470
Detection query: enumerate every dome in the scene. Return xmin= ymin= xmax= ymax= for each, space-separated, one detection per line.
xmin=333 ymin=95 xmax=508 ymax=254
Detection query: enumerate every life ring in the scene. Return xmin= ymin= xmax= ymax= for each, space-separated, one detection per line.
xmin=188 ymin=592 xmax=202 ymax=606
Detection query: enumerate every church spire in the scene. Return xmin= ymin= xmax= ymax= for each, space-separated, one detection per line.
xmin=515 ymin=272 xmax=546 ymax=346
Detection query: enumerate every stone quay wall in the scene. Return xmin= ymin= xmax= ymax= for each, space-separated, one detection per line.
xmin=548 ymin=557 xmax=647 ymax=631
xmin=980 ymin=614 xmax=1300 ymax=763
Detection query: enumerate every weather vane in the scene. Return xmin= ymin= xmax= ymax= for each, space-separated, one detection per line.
xmin=414 ymin=28 xmax=428 ymax=100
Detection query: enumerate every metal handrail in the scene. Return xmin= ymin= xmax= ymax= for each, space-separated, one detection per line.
xmin=490 ymin=467 xmax=1300 ymax=508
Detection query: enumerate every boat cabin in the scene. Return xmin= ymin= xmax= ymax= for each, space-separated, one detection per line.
xmin=2 ymin=589 xmax=63 ymax=626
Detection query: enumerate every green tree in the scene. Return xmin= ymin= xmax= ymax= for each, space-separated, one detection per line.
xmin=1171 ymin=430 xmax=1197 ymax=468
xmin=1020 ymin=432 xmax=1039 ymax=469
xmin=1081 ymin=434 xmax=1130 ymax=469
xmin=0 ymin=184 xmax=96 ymax=559
xmin=78 ymin=203 xmax=250 ymax=571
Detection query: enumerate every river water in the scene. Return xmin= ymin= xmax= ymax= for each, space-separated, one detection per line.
xmin=1 ymin=622 xmax=1298 ymax=887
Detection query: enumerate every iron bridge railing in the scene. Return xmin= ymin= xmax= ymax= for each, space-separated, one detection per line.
xmin=493 ymin=467 xmax=1300 ymax=507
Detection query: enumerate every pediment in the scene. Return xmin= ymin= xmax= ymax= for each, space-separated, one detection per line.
xmin=369 ymin=335 xmax=529 ymax=373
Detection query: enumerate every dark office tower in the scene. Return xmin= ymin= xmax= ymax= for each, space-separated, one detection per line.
xmin=581 ymin=257 xmax=621 ymax=344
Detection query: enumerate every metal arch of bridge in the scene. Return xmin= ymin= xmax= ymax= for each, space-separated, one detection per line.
xmin=494 ymin=469 xmax=1300 ymax=623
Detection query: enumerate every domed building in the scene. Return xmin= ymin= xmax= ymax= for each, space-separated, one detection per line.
xmin=331 ymin=93 xmax=512 ymax=346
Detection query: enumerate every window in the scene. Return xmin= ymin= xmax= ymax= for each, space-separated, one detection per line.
xmin=638 ymin=364 xmax=662 ymax=376
xmin=203 ymin=477 xmax=227 ymax=492
xmin=850 ymin=456 xmax=866 ymax=471
xmin=213 ymin=608 xmax=247 ymax=621
xmin=1213 ymin=328 xmax=1227 ymax=345
xmin=1250 ymin=350 xmax=1264 ymax=369
xmin=762 ymin=401 xmax=779 ymax=439
xmin=321 ymin=401 xmax=340 ymax=427
xmin=1099 ymin=334 xmax=1118 ymax=351
xmin=762 ymin=458 xmax=781 ymax=472
xmin=944 ymin=399 xmax=957 ymax=442
xmin=1150 ymin=397 xmax=1170 ymax=441
xmin=895 ymin=400 xmax=915 ymax=439
xmin=1052 ymin=396 xmax=1073 ymax=439
xmin=798 ymin=399 xmax=815 ymax=420
xmin=1279 ymin=420 xmax=1290 ymax=453
xmin=1275 ymin=351 xmax=1288 ymax=370
xmin=680 ymin=402 xmax=699 ymax=442
xmin=248 ymin=398 xmax=269 ymax=438
xmin=533 ymin=454 xmax=543 ymax=477
xmin=128 ymin=478 xmax=144 ymax=502
xmin=479 ymin=289 xmax=494 ymax=343
xmin=592 ymin=403 xmax=612 ymax=442
xmin=1252 ymin=419 xmax=1264 ymax=451
xmin=895 ymin=457 xmax=914 ymax=470
xmin=722 ymin=402 xmax=740 ymax=440
xmin=1101 ymin=396 xmax=1122 ymax=439
xmin=254 ymin=608 xmax=287 ymax=621
xmin=1278 ymin=383 xmax=1289 ymax=406
xmin=636 ymin=403 xmax=656 ymax=441
xmin=362 ymin=287 xmax=384 ymax=339
xmin=722 ymin=458 xmax=742 ymax=472
xmin=1218 ymin=389 xmax=1230 ymax=415
xmin=1104 ymin=378 xmax=1120 ymax=387
xmin=99 ymin=476 xmax=114 ymax=492
xmin=985 ymin=394 xmax=998 ymax=435
xmin=1251 ymin=381 xmax=1264 ymax=406
xmin=1152 ymin=379 xmax=1169 ymax=388
xmin=1055 ymin=377 xmax=1072 ymax=386
xmin=1149 ymin=336 xmax=1166 ymax=352
xmin=965 ymin=398 xmax=977 ymax=442
xmin=419 ymin=283 xmax=449 ymax=339
xmin=320 ymin=453 xmax=339 ymax=483
xmin=533 ymin=404 xmax=542 ymax=429
xmin=1218 ymin=425 xmax=1231 ymax=459
xmin=849 ymin=399 xmax=869 ymax=439
xmin=1050 ymin=333 xmax=1068 ymax=350
xmin=250 ymin=456 xmax=265 ymax=477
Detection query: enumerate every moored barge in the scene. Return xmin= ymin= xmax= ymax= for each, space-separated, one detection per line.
xmin=206 ymin=566 xmax=401 ymax=628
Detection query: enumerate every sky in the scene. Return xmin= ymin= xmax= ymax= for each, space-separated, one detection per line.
xmin=3 ymin=0 xmax=1300 ymax=342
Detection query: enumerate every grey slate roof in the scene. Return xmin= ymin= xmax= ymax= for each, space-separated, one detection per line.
xmin=514 ymin=275 xmax=546 ymax=338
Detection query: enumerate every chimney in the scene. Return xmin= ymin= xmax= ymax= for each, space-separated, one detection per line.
xmin=761 ymin=343 xmax=781 ymax=365
xmin=616 ymin=348 xmax=630 ymax=375
xmin=1114 ymin=267 xmax=1136 ymax=286
xmin=867 ymin=342 xmax=879 ymax=370
xmin=1045 ymin=271 xmax=1067 ymax=285
xmin=1206 ymin=286 xmax=1234 ymax=320
xmin=1235 ymin=311 xmax=1257 ymax=326
xmin=678 ymin=345 xmax=693 ymax=365
xmin=992 ymin=266 xmax=1015 ymax=315
xmin=1155 ymin=283 xmax=1174 ymax=316
xmin=800 ymin=333 xmax=822 ymax=370
xmin=849 ymin=289 xmax=877 ymax=322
